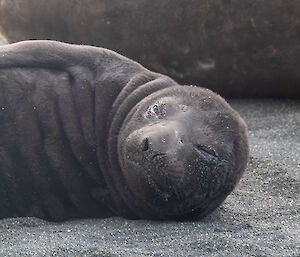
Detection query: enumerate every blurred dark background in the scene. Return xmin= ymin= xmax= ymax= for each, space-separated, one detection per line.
xmin=0 ymin=0 xmax=299 ymax=98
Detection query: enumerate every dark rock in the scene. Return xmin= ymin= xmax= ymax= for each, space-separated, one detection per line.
xmin=0 ymin=0 xmax=299 ymax=98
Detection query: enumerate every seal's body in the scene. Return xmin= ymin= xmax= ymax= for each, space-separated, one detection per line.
xmin=0 ymin=41 xmax=249 ymax=221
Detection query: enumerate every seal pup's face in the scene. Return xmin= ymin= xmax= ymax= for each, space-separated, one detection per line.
xmin=118 ymin=86 xmax=248 ymax=220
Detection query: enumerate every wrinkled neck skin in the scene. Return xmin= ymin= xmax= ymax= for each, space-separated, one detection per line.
xmin=98 ymin=72 xmax=176 ymax=218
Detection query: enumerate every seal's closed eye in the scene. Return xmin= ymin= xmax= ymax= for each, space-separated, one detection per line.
xmin=193 ymin=144 xmax=218 ymax=162
xmin=193 ymin=144 xmax=229 ymax=166
xmin=194 ymin=144 xmax=217 ymax=157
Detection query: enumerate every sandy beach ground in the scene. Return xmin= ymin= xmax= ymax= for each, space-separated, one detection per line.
xmin=0 ymin=99 xmax=299 ymax=256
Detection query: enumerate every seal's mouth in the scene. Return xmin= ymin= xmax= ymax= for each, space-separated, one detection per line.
xmin=125 ymin=151 xmax=168 ymax=170
xmin=124 ymin=144 xmax=182 ymax=183
xmin=124 ymin=154 xmax=189 ymax=204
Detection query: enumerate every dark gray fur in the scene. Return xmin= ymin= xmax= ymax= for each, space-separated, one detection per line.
xmin=0 ymin=41 xmax=249 ymax=221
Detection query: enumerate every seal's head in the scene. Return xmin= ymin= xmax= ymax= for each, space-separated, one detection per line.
xmin=118 ymin=86 xmax=249 ymax=220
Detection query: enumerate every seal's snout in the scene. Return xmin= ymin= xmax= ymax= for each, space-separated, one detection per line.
xmin=138 ymin=124 xmax=184 ymax=155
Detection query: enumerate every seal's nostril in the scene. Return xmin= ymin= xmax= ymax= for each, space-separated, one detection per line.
xmin=142 ymin=138 xmax=149 ymax=151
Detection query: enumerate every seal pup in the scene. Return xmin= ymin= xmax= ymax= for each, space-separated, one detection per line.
xmin=0 ymin=40 xmax=249 ymax=221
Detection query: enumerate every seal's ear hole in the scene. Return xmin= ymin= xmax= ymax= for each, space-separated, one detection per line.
xmin=142 ymin=138 xmax=149 ymax=151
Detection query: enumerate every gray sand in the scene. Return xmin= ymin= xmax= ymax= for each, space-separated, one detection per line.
xmin=0 ymin=99 xmax=299 ymax=256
